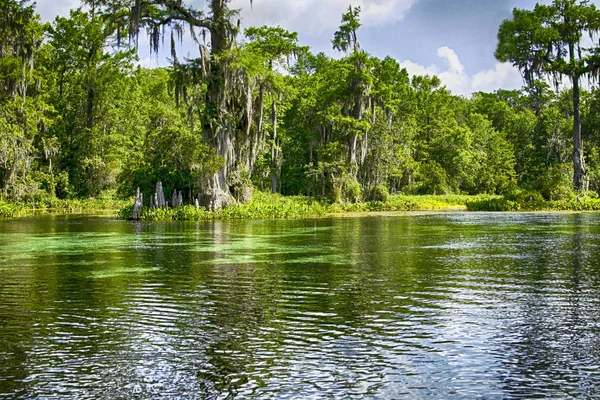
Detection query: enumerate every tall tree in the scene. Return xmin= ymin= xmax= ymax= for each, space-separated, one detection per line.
xmin=85 ymin=0 xmax=260 ymax=209
xmin=332 ymin=6 xmax=372 ymax=188
xmin=496 ymin=0 xmax=600 ymax=191
xmin=47 ymin=10 xmax=136 ymax=197
xmin=245 ymin=26 xmax=305 ymax=193
xmin=0 ymin=0 xmax=48 ymax=199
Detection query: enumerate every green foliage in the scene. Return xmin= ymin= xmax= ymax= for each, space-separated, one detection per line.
xmin=533 ymin=163 xmax=577 ymax=201
xmin=340 ymin=175 xmax=362 ymax=203
xmin=119 ymin=68 xmax=222 ymax=202
xmin=495 ymin=0 xmax=600 ymax=191
xmin=32 ymin=197 xmax=131 ymax=213
xmin=328 ymin=194 xmax=495 ymax=213
xmin=368 ymin=184 xmax=389 ymax=203
xmin=0 ymin=0 xmax=48 ymax=201
xmin=416 ymin=161 xmax=450 ymax=195
xmin=126 ymin=191 xmax=328 ymax=221
xmin=467 ymin=193 xmax=600 ymax=212
xmin=120 ymin=192 xmax=503 ymax=221
xmin=0 ymin=201 xmax=24 ymax=218
xmin=5 ymin=0 xmax=600 ymax=218
xmin=332 ymin=6 xmax=362 ymax=53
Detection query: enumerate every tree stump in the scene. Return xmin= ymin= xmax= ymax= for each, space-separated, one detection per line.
xmin=155 ymin=182 xmax=166 ymax=208
xmin=131 ymin=188 xmax=143 ymax=220
xmin=172 ymin=189 xmax=179 ymax=207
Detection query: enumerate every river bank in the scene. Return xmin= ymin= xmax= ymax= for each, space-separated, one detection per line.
xmin=4 ymin=191 xmax=600 ymax=221
xmin=116 ymin=192 xmax=484 ymax=222
xmin=0 ymin=198 xmax=132 ymax=219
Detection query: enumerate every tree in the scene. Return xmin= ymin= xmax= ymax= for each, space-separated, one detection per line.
xmin=85 ymin=0 xmax=261 ymax=210
xmin=120 ymin=68 xmax=222 ymax=202
xmin=0 ymin=0 xmax=49 ymax=200
xmin=496 ymin=0 xmax=600 ymax=191
xmin=332 ymin=5 xmax=361 ymax=54
xmin=244 ymin=26 xmax=306 ymax=193
xmin=47 ymin=10 xmax=136 ymax=197
xmin=367 ymin=56 xmax=413 ymax=195
xmin=330 ymin=6 xmax=373 ymax=199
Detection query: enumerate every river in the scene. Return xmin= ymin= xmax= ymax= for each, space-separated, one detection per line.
xmin=1 ymin=212 xmax=599 ymax=398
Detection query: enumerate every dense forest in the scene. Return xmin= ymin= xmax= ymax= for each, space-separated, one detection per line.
xmin=3 ymin=0 xmax=600 ymax=211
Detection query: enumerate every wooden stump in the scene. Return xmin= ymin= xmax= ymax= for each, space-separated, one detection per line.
xmin=131 ymin=188 xmax=143 ymax=220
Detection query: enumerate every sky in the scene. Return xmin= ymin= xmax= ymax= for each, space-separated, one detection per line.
xmin=33 ymin=0 xmax=600 ymax=96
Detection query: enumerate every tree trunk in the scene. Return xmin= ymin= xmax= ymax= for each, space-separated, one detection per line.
xmin=198 ymin=0 xmax=235 ymax=210
xmin=270 ymin=173 xmax=277 ymax=194
xmin=87 ymin=85 xmax=94 ymax=130
xmin=348 ymin=80 xmax=365 ymax=178
xmin=2 ymin=155 xmax=18 ymax=198
xmin=349 ymin=133 xmax=358 ymax=170
xmin=572 ymin=76 xmax=584 ymax=191
xmin=270 ymin=99 xmax=278 ymax=193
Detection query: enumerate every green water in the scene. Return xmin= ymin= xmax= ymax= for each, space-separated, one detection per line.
xmin=1 ymin=213 xmax=600 ymax=399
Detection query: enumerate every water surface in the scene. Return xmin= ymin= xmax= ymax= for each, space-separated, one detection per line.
xmin=1 ymin=212 xmax=600 ymax=398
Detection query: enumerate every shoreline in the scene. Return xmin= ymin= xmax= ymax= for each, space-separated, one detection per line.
xmin=4 ymin=192 xmax=600 ymax=221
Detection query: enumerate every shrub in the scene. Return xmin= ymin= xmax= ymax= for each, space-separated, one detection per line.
xmin=0 ymin=202 xmax=24 ymax=218
xmin=367 ymin=184 xmax=389 ymax=203
xmin=416 ymin=161 xmax=450 ymax=195
xmin=535 ymin=163 xmax=576 ymax=201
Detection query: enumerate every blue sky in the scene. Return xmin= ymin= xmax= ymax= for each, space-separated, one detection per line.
xmin=35 ymin=0 xmax=600 ymax=96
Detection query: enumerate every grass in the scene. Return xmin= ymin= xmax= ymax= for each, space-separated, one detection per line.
xmin=466 ymin=196 xmax=600 ymax=212
xmin=28 ymin=198 xmax=132 ymax=213
xmin=7 ymin=191 xmax=599 ymax=221
xmin=0 ymin=201 xmax=25 ymax=218
xmin=121 ymin=192 xmax=499 ymax=222
xmin=326 ymin=194 xmax=498 ymax=214
xmin=0 ymin=197 xmax=132 ymax=218
xmin=122 ymin=191 xmax=328 ymax=221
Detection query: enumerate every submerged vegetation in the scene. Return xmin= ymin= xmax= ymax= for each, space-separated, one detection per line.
xmin=3 ymin=0 xmax=600 ymax=218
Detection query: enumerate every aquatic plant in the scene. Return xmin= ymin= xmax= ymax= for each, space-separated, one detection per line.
xmin=129 ymin=191 xmax=328 ymax=222
xmin=0 ymin=202 xmax=24 ymax=218
xmin=466 ymin=195 xmax=600 ymax=212
xmin=120 ymin=192 xmax=501 ymax=222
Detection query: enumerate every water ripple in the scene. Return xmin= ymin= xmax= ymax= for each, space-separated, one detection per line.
xmin=1 ymin=213 xmax=600 ymax=398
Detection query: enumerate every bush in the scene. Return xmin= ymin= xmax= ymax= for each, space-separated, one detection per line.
xmin=123 ymin=191 xmax=328 ymax=221
xmin=505 ymin=190 xmax=544 ymax=203
xmin=416 ymin=161 xmax=450 ymax=195
xmin=367 ymin=184 xmax=389 ymax=203
xmin=466 ymin=191 xmax=600 ymax=211
xmin=0 ymin=201 xmax=24 ymax=218
xmin=342 ymin=176 xmax=362 ymax=203
xmin=535 ymin=163 xmax=576 ymax=201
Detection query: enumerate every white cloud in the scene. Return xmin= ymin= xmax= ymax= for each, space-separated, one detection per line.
xmin=230 ymin=0 xmax=418 ymax=34
xmin=135 ymin=57 xmax=161 ymax=69
xmin=437 ymin=46 xmax=463 ymax=74
xmin=401 ymin=46 xmax=524 ymax=96
xmin=36 ymin=0 xmax=80 ymax=22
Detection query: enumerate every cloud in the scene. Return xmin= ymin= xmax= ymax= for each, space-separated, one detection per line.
xmin=437 ymin=46 xmax=463 ymax=74
xmin=230 ymin=0 xmax=418 ymax=34
xmin=36 ymin=0 xmax=80 ymax=22
xmin=135 ymin=57 xmax=161 ymax=69
xmin=401 ymin=46 xmax=523 ymax=96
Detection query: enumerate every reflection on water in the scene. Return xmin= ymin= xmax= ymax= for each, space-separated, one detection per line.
xmin=1 ymin=213 xmax=600 ymax=398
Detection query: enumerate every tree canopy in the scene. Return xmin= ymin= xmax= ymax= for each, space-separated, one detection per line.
xmin=2 ymin=0 xmax=600 ymax=207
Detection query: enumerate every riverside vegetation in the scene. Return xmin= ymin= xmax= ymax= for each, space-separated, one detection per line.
xmin=3 ymin=0 xmax=600 ymax=219
xmin=120 ymin=191 xmax=496 ymax=222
